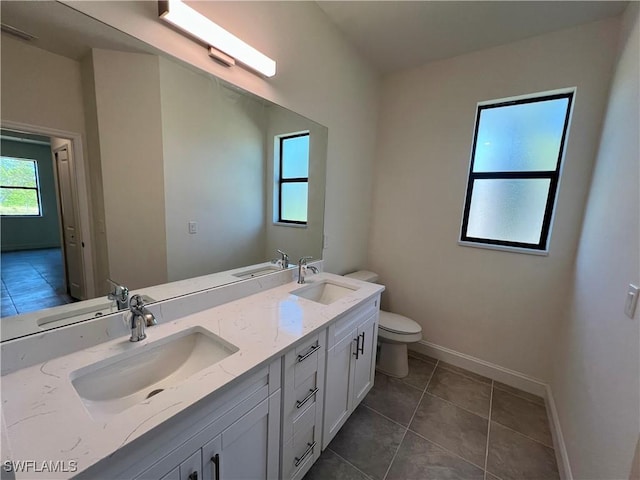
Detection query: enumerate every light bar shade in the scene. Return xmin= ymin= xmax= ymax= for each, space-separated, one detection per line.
xmin=159 ymin=0 xmax=276 ymax=77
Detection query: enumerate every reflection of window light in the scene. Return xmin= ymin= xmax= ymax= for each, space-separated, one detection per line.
xmin=460 ymin=89 xmax=574 ymax=253
xmin=0 ymin=156 xmax=42 ymax=216
xmin=277 ymin=133 xmax=309 ymax=225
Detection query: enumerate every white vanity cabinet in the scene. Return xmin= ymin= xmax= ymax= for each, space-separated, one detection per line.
xmin=86 ymin=361 xmax=282 ymax=480
xmin=322 ymin=295 xmax=380 ymax=449
xmin=280 ymin=331 xmax=326 ymax=480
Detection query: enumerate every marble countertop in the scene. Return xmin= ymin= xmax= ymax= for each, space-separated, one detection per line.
xmin=1 ymin=273 xmax=383 ymax=479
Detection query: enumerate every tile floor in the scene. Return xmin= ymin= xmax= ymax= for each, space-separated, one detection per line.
xmin=1 ymin=248 xmax=73 ymax=317
xmin=305 ymin=353 xmax=560 ymax=480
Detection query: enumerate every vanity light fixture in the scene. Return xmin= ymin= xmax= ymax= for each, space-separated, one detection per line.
xmin=158 ymin=0 xmax=276 ymax=77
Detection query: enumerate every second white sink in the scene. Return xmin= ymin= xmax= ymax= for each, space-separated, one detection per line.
xmin=292 ymin=280 xmax=358 ymax=305
xmin=71 ymin=327 xmax=238 ymax=420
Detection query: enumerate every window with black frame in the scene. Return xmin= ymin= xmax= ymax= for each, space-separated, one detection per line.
xmin=278 ymin=133 xmax=309 ymax=225
xmin=460 ymin=90 xmax=574 ymax=252
xmin=0 ymin=156 xmax=42 ymax=216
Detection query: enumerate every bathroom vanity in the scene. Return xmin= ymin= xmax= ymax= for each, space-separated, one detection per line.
xmin=0 ymin=269 xmax=383 ymax=479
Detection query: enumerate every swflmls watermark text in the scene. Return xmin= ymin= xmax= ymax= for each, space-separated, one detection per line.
xmin=3 ymin=460 xmax=78 ymax=473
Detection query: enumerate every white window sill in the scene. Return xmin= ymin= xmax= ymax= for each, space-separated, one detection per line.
xmin=273 ymin=222 xmax=307 ymax=229
xmin=458 ymin=240 xmax=549 ymax=256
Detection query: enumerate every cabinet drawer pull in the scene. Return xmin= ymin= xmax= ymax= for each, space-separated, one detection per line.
xmin=358 ymin=331 xmax=365 ymax=355
xmin=188 ymin=472 xmax=198 ymax=480
xmin=352 ymin=337 xmax=360 ymax=359
xmin=294 ymin=441 xmax=316 ymax=467
xmin=210 ymin=454 xmax=220 ymax=480
xmin=297 ymin=343 xmax=321 ymax=363
xmin=296 ymin=387 xmax=319 ymax=409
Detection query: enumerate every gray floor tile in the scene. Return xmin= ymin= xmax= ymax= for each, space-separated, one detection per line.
xmin=438 ymin=362 xmax=492 ymax=384
xmin=427 ymin=366 xmax=491 ymax=418
xmin=491 ymin=388 xmax=552 ymax=446
xmin=329 ymin=405 xmax=405 ymax=480
xmin=486 ymin=473 xmax=502 ymax=480
xmin=409 ymin=393 xmax=488 ymax=467
xmin=303 ymin=449 xmax=370 ymax=480
xmin=362 ymin=372 xmax=423 ymax=426
xmin=403 ymin=356 xmax=437 ymax=390
xmin=493 ymin=381 xmax=544 ymax=406
xmin=487 ymin=422 xmax=559 ymax=480
xmin=386 ymin=430 xmax=484 ymax=480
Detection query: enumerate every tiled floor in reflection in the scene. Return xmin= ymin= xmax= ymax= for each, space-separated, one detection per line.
xmin=1 ymin=248 xmax=73 ymax=316
xmin=305 ymin=353 xmax=560 ymax=480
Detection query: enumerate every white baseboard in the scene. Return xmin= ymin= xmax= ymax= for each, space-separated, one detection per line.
xmin=409 ymin=340 xmax=547 ymax=397
xmin=545 ymin=385 xmax=574 ymax=480
xmin=408 ymin=339 xmax=573 ymax=479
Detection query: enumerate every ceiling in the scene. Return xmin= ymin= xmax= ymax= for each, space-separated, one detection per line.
xmin=316 ymin=1 xmax=629 ymax=74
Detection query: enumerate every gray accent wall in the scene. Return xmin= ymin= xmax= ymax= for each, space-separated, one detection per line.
xmin=1 ymin=139 xmax=61 ymax=251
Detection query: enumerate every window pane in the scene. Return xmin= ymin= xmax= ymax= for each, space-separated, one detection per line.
xmin=466 ymin=179 xmax=550 ymax=244
xmin=282 ymin=135 xmax=309 ymax=179
xmin=473 ymin=98 xmax=569 ymax=172
xmin=0 ymin=157 xmax=37 ymax=187
xmin=281 ymin=183 xmax=308 ymax=222
xmin=0 ymin=188 xmax=40 ymax=215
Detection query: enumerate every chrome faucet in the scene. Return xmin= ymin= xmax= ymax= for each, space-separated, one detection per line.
xmin=128 ymin=294 xmax=157 ymax=342
xmin=107 ymin=278 xmax=129 ymax=310
xmin=276 ymin=249 xmax=289 ymax=269
xmin=297 ymin=256 xmax=318 ymax=284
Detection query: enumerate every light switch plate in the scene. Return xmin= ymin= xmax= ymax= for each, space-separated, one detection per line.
xmin=188 ymin=221 xmax=197 ymax=234
xmin=625 ymin=284 xmax=639 ymax=319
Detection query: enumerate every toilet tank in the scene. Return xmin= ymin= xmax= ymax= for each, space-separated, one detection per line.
xmin=344 ymin=270 xmax=379 ymax=283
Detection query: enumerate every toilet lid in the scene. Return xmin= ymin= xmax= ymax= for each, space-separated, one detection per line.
xmin=379 ymin=311 xmax=422 ymax=335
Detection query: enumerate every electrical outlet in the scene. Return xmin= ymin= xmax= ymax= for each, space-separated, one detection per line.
xmin=188 ymin=221 xmax=197 ymax=234
xmin=625 ymin=284 xmax=639 ymax=319
xmin=323 ymin=234 xmax=329 ymax=249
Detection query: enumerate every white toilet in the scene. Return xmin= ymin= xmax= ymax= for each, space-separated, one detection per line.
xmin=345 ymin=271 xmax=422 ymax=378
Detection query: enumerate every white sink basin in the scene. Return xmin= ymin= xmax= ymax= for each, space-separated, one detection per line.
xmin=233 ymin=265 xmax=283 ymax=279
xmin=291 ymin=281 xmax=358 ymax=305
xmin=37 ymin=295 xmax=156 ymax=328
xmin=70 ymin=327 xmax=238 ymax=420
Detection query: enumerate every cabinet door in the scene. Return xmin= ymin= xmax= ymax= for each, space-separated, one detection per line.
xmin=203 ymin=393 xmax=280 ymax=480
xmin=179 ymin=450 xmax=202 ymax=480
xmin=322 ymin=328 xmax=357 ymax=449
xmin=353 ymin=313 xmax=378 ymax=407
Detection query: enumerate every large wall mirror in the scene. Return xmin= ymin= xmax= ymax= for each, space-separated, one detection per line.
xmin=0 ymin=1 xmax=327 ymax=341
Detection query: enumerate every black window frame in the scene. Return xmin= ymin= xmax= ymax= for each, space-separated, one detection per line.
xmin=460 ymin=91 xmax=574 ymax=252
xmin=0 ymin=156 xmax=43 ymax=217
xmin=278 ymin=132 xmax=309 ymax=225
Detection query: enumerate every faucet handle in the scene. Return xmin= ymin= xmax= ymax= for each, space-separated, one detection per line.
xmin=298 ymin=256 xmax=313 ymax=266
xmin=107 ymin=278 xmax=128 ymax=301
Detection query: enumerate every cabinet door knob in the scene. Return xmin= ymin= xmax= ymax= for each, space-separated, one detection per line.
xmin=188 ymin=472 xmax=198 ymax=480
xmin=352 ymin=337 xmax=360 ymax=359
xmin=210 ymin=454 xmax=220 ymax=480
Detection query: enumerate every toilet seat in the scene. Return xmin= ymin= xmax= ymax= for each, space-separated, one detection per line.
xmin=379 ymin=311 xmax=422 ymax=335
xmin=378 ymin=311 xmax=422 ymax=344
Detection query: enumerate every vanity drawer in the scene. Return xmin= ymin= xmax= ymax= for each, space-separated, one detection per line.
xmin=293 ymin=334 xmax=322 ymax=386
xmin=328 ymin=295 xmax=379 ymax=348
xmin=282 ymin=330 xmax=326 ymax=441
xmin=282 ymin=404 xmax=320 ymax=480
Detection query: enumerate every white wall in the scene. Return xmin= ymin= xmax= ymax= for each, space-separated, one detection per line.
xmin=550 ymin=4 xmax=640 ymax=479
xmin=0 ymin=35 xmax=86 ymax=135
xmin=159 ymin=58 xmax=266 ymax=281
xmin=369 ymin=19 xmax=620 ymax=380
xmin=64 ymin=1 xmax=380 ymax=275
xmin=264 ymin=106 xmax=327 ymax=262
xmin=89 ymin=49 xmax=168 ymax=290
